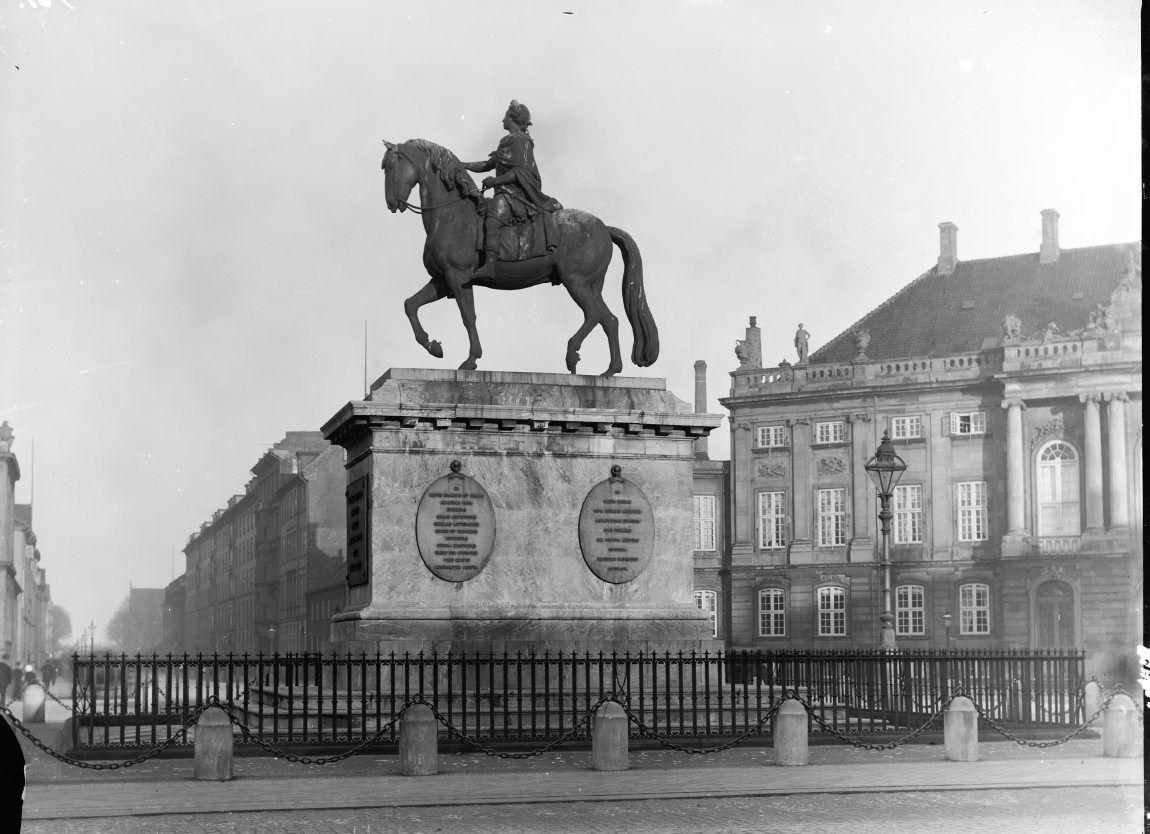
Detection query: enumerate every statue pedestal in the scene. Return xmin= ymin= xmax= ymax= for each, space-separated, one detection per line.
xmin=321 ymin=368 xmax=723 ymax=655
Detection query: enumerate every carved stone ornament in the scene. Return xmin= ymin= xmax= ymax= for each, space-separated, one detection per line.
xmin=852 ymin=328 xmax=871 ymax=358
xmin=816 ymin=456 xmax=847 ymax=476
xmin=1030 ymin=416 xmax=1065 ymax=451
xmin=1002 ymin=314 xmax=1023 ymax=344
xmin=0 ymin=420 xmax=11 ymax=453
xmin=735 ymin=339 xmax=752 ymax=368
xmin=757 ymin=461 xmax=787 ymax=479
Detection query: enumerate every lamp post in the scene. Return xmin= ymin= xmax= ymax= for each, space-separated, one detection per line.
xmin=942 ymin=613 xmax=953 ymax=646
xmin=864 ymin=430 xmax=907 ymax=650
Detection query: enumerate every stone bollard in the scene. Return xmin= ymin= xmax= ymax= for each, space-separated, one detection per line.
xmin=1102 ymin=693 xmax=1140 ymax=758
xmin=21 ymin=684 xmax=46 ymax=724
xmin=591 ymin=701 xmax=629 ymax=771
xmin=773 ymin=699 xmax=808 ymax=766
xmin=1082 ymin=680 xmax=1104 ymax=726
xmin=194 ymin=707 xmax=233 ymax=781
xmin=399 ymin=703 xmax=438 ymax=776
xmin=944 ymin=696 xmax=978 ymax=761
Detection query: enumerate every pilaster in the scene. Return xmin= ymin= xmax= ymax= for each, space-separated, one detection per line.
xmin=1104 ymin=391 xmax=1129 ymax=529
xmin=1080 ymin=393 xmax=1104 ymax=530
xmin=787 ymin=418 xmax=814 ymax=564
xmin=847 ymin=413 xmax=874 ymax=562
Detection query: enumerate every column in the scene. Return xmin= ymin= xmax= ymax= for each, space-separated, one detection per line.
xmin=1105 ymin=392 xmax=1129 ymax=528
xmin=1079 ymin=394 xmax=1104 ymax=530
xmin=1002 ymin=399 xmax=1026 ymax=534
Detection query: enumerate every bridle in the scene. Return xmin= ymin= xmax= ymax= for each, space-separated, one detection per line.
xmin=385 ymin=146 xmax=475 ymax=215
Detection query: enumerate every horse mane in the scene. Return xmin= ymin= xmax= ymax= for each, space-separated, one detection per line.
xmin=405 ymin=139 xmax=481 ymax=200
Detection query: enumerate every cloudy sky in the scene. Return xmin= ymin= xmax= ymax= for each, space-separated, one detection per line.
xmin=0 ymin=0 xmax=1140 ymax=642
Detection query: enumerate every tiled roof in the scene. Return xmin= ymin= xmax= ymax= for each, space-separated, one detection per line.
xmin=810 ymin=243 xmax=1141 ymax=364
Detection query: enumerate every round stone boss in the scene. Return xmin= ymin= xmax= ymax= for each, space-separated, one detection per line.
xmin=415 ymin=461 xmax=496 ymax=582
xmin=577 ymin=465 xmax=655 ymax=584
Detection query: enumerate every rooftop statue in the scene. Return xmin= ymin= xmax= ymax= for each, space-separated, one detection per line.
xmin=381 ymin=101 xmax=658 ymax=377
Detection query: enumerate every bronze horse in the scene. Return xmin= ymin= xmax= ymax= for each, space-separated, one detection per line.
xmin=382 ymin=139 xmax=658 ymax=376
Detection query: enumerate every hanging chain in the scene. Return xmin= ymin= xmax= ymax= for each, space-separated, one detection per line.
xmin=0 ymin=701 xmax=209 ymax=770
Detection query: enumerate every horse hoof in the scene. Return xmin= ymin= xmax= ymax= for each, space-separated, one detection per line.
xmin=566 ymin=351 xmax=580 ymax=374
xmin=458 ymin=359 xmax=477 ymax=371
xmin=427 ymin=340 xmax=443 ymax=359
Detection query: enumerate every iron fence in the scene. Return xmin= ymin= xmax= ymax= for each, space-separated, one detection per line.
xmin=69 ymin=648 xmax=1085 ymax=752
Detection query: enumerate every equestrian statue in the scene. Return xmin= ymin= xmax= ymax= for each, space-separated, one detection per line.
xmin=381 ymin=100 xmax=658 ymax=377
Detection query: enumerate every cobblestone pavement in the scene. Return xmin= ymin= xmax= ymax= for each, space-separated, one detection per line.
xmin=19 ymin=786 xmax=1144 ymax=833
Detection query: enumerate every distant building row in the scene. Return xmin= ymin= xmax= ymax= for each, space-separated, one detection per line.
xmin=0 ymin=424 xmax=55 ymax=670
xmin=162 ymin=432 xmax=346 ymax=656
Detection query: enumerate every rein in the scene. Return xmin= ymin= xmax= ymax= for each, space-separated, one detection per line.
xmin=398 ymin=195 xmax=471 ymax=215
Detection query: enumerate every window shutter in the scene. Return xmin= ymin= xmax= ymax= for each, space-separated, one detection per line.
xmin=942 ymin=414 xmax=953 ymax=436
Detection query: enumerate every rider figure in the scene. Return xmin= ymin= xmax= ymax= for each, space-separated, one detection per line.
xmin=464 ymin=100 xmax=559 ymax=280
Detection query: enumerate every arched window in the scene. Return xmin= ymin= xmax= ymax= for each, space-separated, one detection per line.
xmin=816 ymin=586 xmax=847 ymax=636
xmin=1036 ymin=441 xmax=1081 ymax=535
xmin=757 ymin=588 xmax=786 ymax=637
xmin=694 ymin=590 xmax=717 ymax=638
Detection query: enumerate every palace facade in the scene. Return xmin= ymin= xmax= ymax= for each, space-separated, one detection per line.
xmin=692 ymin=212 xmax=1142 ymax=685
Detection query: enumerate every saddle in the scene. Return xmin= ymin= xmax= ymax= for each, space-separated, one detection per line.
xmin=476 ymin=207 xmax=561 ymax=263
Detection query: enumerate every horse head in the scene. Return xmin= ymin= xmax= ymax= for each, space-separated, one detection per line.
xmin=381 ymin=139 xmax=420 ymax=213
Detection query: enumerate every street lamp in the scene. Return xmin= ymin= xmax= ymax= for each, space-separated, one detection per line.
xmin=864 ymin=430 xmax=907 ymax=650
xmin=942 ymin=613 xmax=953 ymax=645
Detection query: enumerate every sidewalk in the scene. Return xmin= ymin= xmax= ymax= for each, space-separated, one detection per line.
xmin=13 ymin=698 xmax=1143 ymax=822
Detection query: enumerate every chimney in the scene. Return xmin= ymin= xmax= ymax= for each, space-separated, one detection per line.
xmin=692 ymin=360 xmax=710 ymax=459
xmin=742 ymin=316 xmax=762 ymax=369
xmin=1040 ymin=208 xmax=1060 ymax=264
xmin=693 ymin=360 xmax=708 ymax=413
xmin=937 ymin=222 xmax=958 ymax=275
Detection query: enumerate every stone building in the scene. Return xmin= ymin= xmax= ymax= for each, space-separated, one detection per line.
xmin=694 ymin=213 xmax=1142 ymax=684
xmin=181 ymin=432 xmax=345 ymax=655
xmin=161 ymin=575 xmax=185 ymax=654
xmin=0 ymin=424 xmax=53 ymax=671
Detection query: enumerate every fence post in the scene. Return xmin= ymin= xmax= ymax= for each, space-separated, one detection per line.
xmin=773 ymin=699 xmax=808 ymax=766
xmin=21 ymin=684 xmax=46 ymax=724
xmin=1082 ymin=680 xmax=1104 ymax=726
xmin=591 ymin=701 xmax=629 ymax=771
xmin=1102 ymin=693 xmax=1140 ymax=758
xmin=399 ymin=702 xmax=438 ymax=776
xmin=944 ymin=696 xmax=978 ymax=761
xmin=194 ymin=707 xmax=233 ymax=781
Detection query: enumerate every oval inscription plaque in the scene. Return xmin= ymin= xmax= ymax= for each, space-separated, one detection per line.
xmin=415 ymin=466 xmax=496 ymax=582
xmin=578 ymin=467 xmax=655 ymax=584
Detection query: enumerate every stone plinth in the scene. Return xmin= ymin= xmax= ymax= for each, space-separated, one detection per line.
xmin=322 ymin=368 xmax=723 ymax=655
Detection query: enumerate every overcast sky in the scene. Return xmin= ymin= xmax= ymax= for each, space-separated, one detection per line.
xmin=0 ymin=0 xmax=1141 ymax=643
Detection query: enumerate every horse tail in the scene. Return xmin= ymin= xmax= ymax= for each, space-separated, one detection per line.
xmin=607 ymin=226 xmax=660 ymax=367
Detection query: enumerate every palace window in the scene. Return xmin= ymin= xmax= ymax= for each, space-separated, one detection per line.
xmin=693 ymin=495 xmax=717 ymax=551
xmin=817 ymin=488 xmax=847 ymax=546
xmin=758 ymin=588 xmax=786 ymax=637
xmin=694 ymin=590 xmax=717 ymax=638
xmin=949 ymin=411 xmax=987 ymax=435
xmin=895 ymin=584 xmax=925 ymax=636
xmin=815 ymin=420 xmax=846 ymax=444
xmin=891 ymin=415 xmax=923 ymax=439
xmin=957 ymin=481 xmax=987 ymax=541
xmin=1036 ymin=441 xmax=1081 ymax=536
xmin=755 ymin=425 xmax=787 ymax=448
xmin=817 ymin=586 xmax=847 ymax=636
xmin=959 ymin=583 xmax=990 ymax=634
xmin=893 ymin=484 xmax=923 ymax=544
xmin=758 ymin=491 xmax=787 ymax=549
